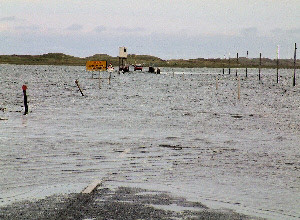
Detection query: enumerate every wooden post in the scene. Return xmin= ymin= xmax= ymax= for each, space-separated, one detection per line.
xmin=277 ymin=45 xmax=279 ymax=83
xmin=293 ymin=43 xmax=297 ymax=86
xmin=236 ymin=53 xmax=238 ymax=76
xmin=75 ymin=80 xmax=84 ymax=96
xmin=22 ymin=85 xmax=28 ymax=115
xmin=118 ymin=57 xmax=121 ymax=74
xmin=237 ymin=76 xmax=240 ymax=100
xmin=108 ymin=72 xmax=111 ymax=85
xmin=223 ymin=55 xmax=225 ymax=74
xmin=99 ymin=72 xmax=101 ymax=89
xmin=259 ymin=53 xmax=261 ymax=81
xmin=246 ymin=51 xmax=248 ymax=78
xmin=228 ymin=53 xmax=231 ymax=74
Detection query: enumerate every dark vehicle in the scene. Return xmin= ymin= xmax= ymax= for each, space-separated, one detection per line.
xmin=120 ymin=65 xmax=129 ymax=72
xmin=148 ymin=66 xmax=155 ymax=73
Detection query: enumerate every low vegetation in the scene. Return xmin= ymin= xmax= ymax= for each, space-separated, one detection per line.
xmin=0 ymin=53 xmax=299 ymax=68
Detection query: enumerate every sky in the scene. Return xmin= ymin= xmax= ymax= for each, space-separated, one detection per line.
xmin=0 ymin=0 xmax=299 ymax=59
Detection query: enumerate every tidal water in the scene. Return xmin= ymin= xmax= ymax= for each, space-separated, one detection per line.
xmin=0 ymin=65 xmax=299 ymax=219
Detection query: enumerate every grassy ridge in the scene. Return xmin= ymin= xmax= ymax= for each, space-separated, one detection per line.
xmin=0 ymin=53 xmax=299 ymax=68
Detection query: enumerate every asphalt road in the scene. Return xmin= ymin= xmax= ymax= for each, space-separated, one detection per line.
xmin=0 ymin=186 xmax=261 ymax=220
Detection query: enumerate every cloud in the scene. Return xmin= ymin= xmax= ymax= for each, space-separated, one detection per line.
xmin=270 ymin=28 xmax=284 ymax=34
xmin=66 ymin=24 xmax=83 ymax=31
xmin=0 ymin=23 xmax=296 ymax=59
xmin=270 ymin=28 xmax=300 ymax=36
xmin=116 ymin=27 xmax=145 ymax=33
xmin=0 ymin=16 xmax=17 ymax=22
xmin=240 ymin=27 xmax=258 ymax=36
xmin=92 ymin=26 xmax=145 ymax=36
xmin=94 ymin=25 xmax=107 ymax=33
xmin=0 ymin=24 xmax=9 ymax=32
xmin=14 ymin=25 xmax=40 ymax=31
xmin=287 ymin=28 xmax=300 ymax=35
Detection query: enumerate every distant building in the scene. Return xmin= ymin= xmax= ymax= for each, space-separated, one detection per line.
xmin=119 ymin=47 xmax=128 ymax=58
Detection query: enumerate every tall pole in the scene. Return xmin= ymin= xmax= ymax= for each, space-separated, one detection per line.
xmin=246 ymin=51 xmax=248 ymax=77
xmin=237 ymin=76 xmax=240 ymax=100
xmin=229 ymin=53 xmax=231 ymax=74
xmin=118 ymin=57 xmax=121 ymax=74
xmin=236 ymin=53 xmax=239 ymax=76
xmin=293 ymin=43 xmax=297 ymax=86
xmin=259 ymin=53 xmax=261 ymax=81
xmin=223 ymin=55 xmax=225 ymax=74
xmin=277 ymin=45 xmax=279 ymax=83
xmin=22 ymin=85 xmax=28 ymax=115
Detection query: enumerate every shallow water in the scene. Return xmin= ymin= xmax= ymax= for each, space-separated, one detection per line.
xmin=0 ymin=65 xmax=299 ymax=219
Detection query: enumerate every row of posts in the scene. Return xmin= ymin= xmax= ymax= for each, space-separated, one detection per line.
xmin=21 ymin=44 xmax=297 ymax=114
xmin=223 ymin=43 xmax=297 ymax=85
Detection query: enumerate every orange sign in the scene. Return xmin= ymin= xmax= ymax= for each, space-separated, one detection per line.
xmin=86 ymin=61 xmax=107 ymax=71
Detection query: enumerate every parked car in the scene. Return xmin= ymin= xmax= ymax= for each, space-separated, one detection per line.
xmin=134 ymin=64 xmax=143 ymax=71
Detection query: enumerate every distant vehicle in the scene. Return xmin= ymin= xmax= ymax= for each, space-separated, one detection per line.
xmin=149 ymin=66 xmax=160 ymax=74
xmin=156 ymin=68 xmax=161 ymax=74
xmin=148 ymin=66 xmax=155 ymax=73
xmin=134 ymin=64 xmax=143 ymax=71
xmin=120 ymin=65 xmax=129 ymax=72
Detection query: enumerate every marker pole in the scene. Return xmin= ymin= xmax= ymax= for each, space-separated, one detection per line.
xmin=108 ymin=72 xmax=111 ymax=85
xmin=237 ymin=77 xmax=240 ymax=100
xmin=259 ymin=53 xmax=261 ymax=81
xmin=22 ymin=85 xmax=28 ymax=115
xmin=75 ymin=80 xmax=84 ymax=96
xmin=228 ymin=53 xmax=231 ymax=74
xmin=223 ymin=55 xmax=225 ymax=74
xmin=277 ymin=45 xmax=279 ymax=83
xmin=246 ymin=51 xmax=248 ymax=77
xmin=293 ymin=43 xmax=297 ymax=86
xmin=236 ymin=53 xmax=238 ymax=76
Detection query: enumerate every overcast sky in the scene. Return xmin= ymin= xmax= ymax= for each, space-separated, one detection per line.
xmin=0 ymin=0 xmax=299 ymax=59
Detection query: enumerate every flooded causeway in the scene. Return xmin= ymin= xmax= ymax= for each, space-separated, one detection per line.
xmin=0 ymin=65 xmax=299 ymax=219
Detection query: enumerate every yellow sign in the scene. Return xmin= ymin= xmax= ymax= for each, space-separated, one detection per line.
xmin=86 ymin=61 xmax=107 ymax=71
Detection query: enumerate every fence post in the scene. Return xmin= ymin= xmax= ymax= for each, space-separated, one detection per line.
xmin=237 ymin=77 xmax=240 ymax=100
xmin=22 ymin=85 xmax=28 ymax=115
xmin=259 ymin=53 xmax=261 ymax=81
xmin=277 ymin=45 xmax=279 ymax=83
xmin=246 ymin=51 xmax=248 ymax=77
xmin=108 ymin=72 xmax=111 ymax=85
xmin=293 ymin=43 xmax=297 ymax=86
xmin=75 ymin=80 xmax=84 ymax=96
xmin=223 ymin=55 xmax=225 ymax=74
xmin=236 ymin=53 xmax=238 ymax=76
xmin=228 ymin=53 xmax=231 ymax=74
